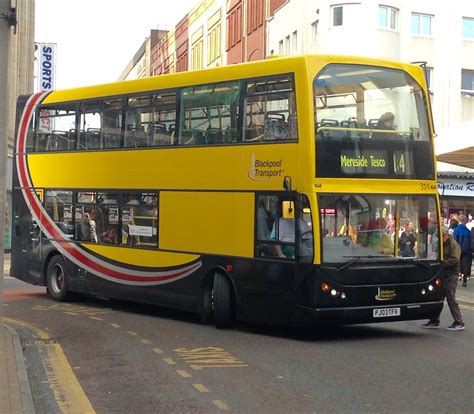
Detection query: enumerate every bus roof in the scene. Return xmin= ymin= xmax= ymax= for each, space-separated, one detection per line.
xmin=43 ymin=54 xmax=424 ymax=105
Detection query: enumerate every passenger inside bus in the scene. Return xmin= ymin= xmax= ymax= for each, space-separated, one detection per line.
xmin=372 ymin=112 xmax=396 ymax=139
xmin=365 ymin=218 xmax=394 ymax=255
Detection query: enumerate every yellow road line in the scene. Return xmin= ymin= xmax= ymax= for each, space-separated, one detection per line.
xmin=192 ymin=383 xmax=209 ymax=393
xmin=110 ymin=323 xmax=120 ymax=328
xmin=213 ymin=400 xmax=231 ymax=411
xmin=164 ymin=358 xmax=176 ymax=365
xmin=3 ymin=317 xmax=95 ymax=414
xmin=128 ymin=331 xmax=138 ymax=336
xmin=89 ymin=317 xmax=103 ymax=321
xmin=176 ymin=369 xmax=192 ymax=378
xmin=153 ymin=348 xmax=163 ymax=354
xmin=141 ymin=339 xmax=152 ymax=345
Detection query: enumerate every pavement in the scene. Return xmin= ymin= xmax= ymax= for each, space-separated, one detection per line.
xmin=1 ymin=254 xmax=35 ymax=414
xmin=1 ymin=253 xmax=474 ymax=414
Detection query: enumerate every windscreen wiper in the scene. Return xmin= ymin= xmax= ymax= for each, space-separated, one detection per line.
xmin=395 ymin=258 xmax=430 ymax=268
xmin=337 ymin=255 xmax=381 ymax=272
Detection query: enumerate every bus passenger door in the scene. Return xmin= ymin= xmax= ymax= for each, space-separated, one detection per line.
xmin=11 ymin=196 xmax=43 ymax=283
xmin=246 ymin=193 xmax=302 ymax=324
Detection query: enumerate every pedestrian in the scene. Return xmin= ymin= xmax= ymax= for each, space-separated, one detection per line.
xmin=422 ymin=227 xmax=465 ymax=331
xmin=448 ymin=218 xmax=458 ymax=236
xmin=453 ymin=214 xmax=472 ymax=287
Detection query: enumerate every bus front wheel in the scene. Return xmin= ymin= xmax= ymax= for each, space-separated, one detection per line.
xmin=46 ymin=255 xmax=71 ymax=302
xmin=213 ymin=273 xmax=234 ymax=329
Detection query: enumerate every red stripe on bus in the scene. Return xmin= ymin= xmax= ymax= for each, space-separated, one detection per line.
xmin=16 ymin=93 xmax=200 ymax=284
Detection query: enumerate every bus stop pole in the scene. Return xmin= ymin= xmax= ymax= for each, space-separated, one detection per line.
xmin=0 ymin=0 xmax=13 ymax=316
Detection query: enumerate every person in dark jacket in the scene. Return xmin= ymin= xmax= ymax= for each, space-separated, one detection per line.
xmin=453 ymin=214 xmax=472 ymax=287
xmin=422 ymin=227 xmax=465 ymax=331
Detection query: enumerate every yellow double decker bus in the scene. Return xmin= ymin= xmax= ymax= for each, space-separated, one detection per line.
xmin=12 ymin=55 xmax=443 ymax=328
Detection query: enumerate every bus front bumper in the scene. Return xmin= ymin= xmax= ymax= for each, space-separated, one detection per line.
xmin=298 ymin=301 xmax=444 ymax=326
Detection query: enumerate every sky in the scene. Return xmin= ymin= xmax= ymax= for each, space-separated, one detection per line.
xmin=35 ymin=0 xmax=199 ymax=89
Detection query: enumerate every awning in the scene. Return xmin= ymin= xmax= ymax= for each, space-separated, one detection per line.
xmin=435 ymin=120 xmax=474 ymax=171
xmin=437 ymin=146 xmax=474 ymax=170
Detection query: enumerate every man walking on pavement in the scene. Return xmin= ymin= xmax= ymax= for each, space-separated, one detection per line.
xmin=422 ymin=227 xmax=465 ymax=331
xmin=453 ymin=214 xmax=472 ymax=287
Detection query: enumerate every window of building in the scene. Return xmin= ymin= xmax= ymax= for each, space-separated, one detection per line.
xmin=207 ymin=23 xmax=222 ymax=65
xmin=463 ymin=17 xmax=474 ymax=38
xmin=332 ymin=5 xmax=343 ymax=27
xmin=379 ymin=5 xmax=398 ymax=30
xmin=278 ymin=40 xmax=284 ymax=54
xmin=227 ymin=5 xmax=242 ymax=50
xmin=292 ymin=31 xmax=298 ymax=53
xmin=191 ymin=38 xmax=204 ymax=71
xmin=285 ymin=35 xmax=290 ymax=54
xmin=425 ymin=67 xmax=433 ymax=92
xmin=247 ymin=0 xmax=265 ymax=34
xmin=461 ymin=69 xmax=474 ymax=95
xmin=311 ymin=20 xmax=319 ymax=42
xmin=411 ymin=13 xmax=432 ymax=36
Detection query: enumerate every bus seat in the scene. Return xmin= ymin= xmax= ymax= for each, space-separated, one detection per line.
xmin=245 ymin=125 xmax=264 ymax=142
xmin=223 ymin=127 xmax=238 ymax=143
xmin=340 ymin=120 xmax=357 ymax=129
xmin=205 ymin=127 xmax=222 ymax=144
xmin=320 ymin=119 xmax=339 ymax=127
xmin=134 ymin=125 xmax=148 ymax=147
xmin=194 ymin=131 xmax=207 ymax=145
xmin=67 ymin=129 xmax=77 ymax=150
xmin=368 ymin=119 xmax=379 ymax=128
xmin=86 ymin=128 xmax=101 ymax=149
xmin=180 ymin=129 xmax=194 ymax=145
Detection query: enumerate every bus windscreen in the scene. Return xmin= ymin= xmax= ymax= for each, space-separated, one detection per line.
xmin=314 ymin=64 xmax=433 ymax=179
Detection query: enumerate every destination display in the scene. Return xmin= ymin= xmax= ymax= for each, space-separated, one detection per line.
xmin=316 ymin=140 xmax=422 ymax=178
xmin=339 ymin=148 xmax=414 ymax=176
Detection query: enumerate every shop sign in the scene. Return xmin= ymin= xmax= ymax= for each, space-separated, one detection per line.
xmin=437 ymin=178 xmax=474 ymax=197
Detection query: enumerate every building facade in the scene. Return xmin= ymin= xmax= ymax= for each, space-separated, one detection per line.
xmin=4 ymin=0 xmax=35 ymax=251
xmin=118 ymin=30 xmax=167 ymax=81
xmin=267 ymin=0 xmax=474 ymax=133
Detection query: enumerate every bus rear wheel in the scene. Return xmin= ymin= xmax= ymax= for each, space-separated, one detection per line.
xmin=46 ymin=255 xmax=71 ymax=302
xmin=213 ymin=273 xmax=234 ymax=329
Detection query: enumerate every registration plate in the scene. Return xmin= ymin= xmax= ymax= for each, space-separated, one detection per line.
xmin=373 ymin=307 xmax=401 ymax=318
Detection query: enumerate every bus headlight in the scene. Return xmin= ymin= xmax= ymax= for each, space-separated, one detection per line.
xmin=428 ymin=285 xmax=434 ymax=292
xmin=340 ymin=292 xmax=347 ymax=300
xmin=421 ymin=288 xmax=426 ymax=295
xmin=330 ymin=289 xmax=338 ymax=297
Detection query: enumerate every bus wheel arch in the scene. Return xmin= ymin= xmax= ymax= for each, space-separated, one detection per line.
xmin=46 ymin=253 xmax=71 ymax=302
